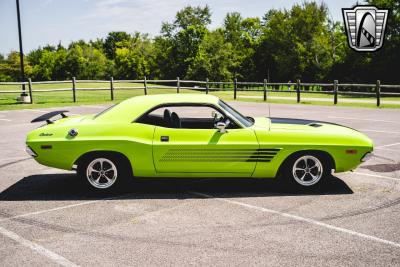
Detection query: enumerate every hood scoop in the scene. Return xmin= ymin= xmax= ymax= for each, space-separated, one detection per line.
xmin=308 ymin=123 xmax=322 ymax=128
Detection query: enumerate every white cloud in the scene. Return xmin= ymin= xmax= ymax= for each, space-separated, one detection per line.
xmin=79 ymin=0 xmax=189 ymax=36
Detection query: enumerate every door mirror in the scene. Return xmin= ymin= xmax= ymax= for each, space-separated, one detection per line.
xmin=212 ymin=110 xmax=221 ymax=119
xmin=215 ymin=121 xmax=227 ymax=133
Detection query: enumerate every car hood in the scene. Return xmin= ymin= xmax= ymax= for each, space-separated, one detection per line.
xmin=251 ymin=116 xmax=372 ymax=144
xmin=268 ymin=117 xmax=356 ymax=130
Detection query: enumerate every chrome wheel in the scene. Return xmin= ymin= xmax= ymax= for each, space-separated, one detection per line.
xmin=86 ymin=158 xmax=118 ymax=189
xmin=292 ymin=155 xmax=323 ymax=186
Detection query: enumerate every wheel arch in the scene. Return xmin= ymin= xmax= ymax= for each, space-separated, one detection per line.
xmin=277 ymin=149 xmax=336 ymax=176
xmin=74 ymin=150 xmax=133 ymax=176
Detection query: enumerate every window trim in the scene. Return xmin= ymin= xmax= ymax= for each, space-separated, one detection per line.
xmin=134 ymin=102 xmax=244 ymax=129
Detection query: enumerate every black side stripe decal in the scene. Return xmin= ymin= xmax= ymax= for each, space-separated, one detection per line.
xmin=160 ymin=148 xmax=281 ymax=162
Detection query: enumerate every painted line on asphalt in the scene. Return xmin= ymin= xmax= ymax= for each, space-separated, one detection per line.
xmin=376 ymin=142 xmax=400 ymax=149
xmin=0 ymin=193 xmax=134 ymax=223
xmin=189 ymin=191 xmax=400 ymax=249
xmin=375 ymin=147 xmax=399 ymax=152
xmin=352 ymin=172 xmax=399 ymax=181
xmin=0 ymin=118 xmax=11 ymax=121
xmin=0 ymin=225 xmax=78 ymax=267
xmin=328 ymin=116 xmax=400 ymax=124
xmin=0 ymin=200 xmax=101 ymax=223
xmin=360 ymin=129 xmax=400 ymax=134
xmin=22 ymin=109 xmax=48 ymax=112
xmin=80 ymin=105 xmax=106 ymax=109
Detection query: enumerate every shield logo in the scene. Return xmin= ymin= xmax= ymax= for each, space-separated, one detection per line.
xmin=342 ymin=5 xmax=389 ymax=52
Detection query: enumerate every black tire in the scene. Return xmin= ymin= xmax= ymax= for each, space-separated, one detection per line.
xmin=77 ymin=153 xmax=132 ymax=192
xmin=278 ymin=152 xmax=332 ymax=191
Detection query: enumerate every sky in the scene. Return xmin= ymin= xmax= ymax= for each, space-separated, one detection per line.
xmin=0 ymin=0 xmax=357 ymax=55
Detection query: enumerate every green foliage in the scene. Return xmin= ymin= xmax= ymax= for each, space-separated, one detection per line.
xmin=104 ymin=31 xmax=131 ymax=60
xmin=0 ymin=51 xmax=32 ymax=81
xmin=114 ymin=34 xmax=156 ymax=79
xmin=0 ymin=2 xmax=398 ymax=83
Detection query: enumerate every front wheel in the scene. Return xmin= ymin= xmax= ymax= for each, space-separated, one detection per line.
xmin=279 ymin=153 xmax=331 ymax=190
xmin=77 ymin=154 xmax=131 ymax=192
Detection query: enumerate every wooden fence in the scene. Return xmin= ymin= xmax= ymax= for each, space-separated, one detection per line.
xmin=1 ymin=77 xmax=400 ymax=106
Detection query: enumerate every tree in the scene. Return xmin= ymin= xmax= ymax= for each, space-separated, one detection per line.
xmin=156 ymin=6 xmax=211 ymax=78
xmin=114 ymin=34 xmax=156 ymax=79
xmin=0 ymin=52 xmax=32 ymax=81
xmin=187 ymin=29 xmax=235 ymax=81
xmin=253 ymin=2 xmax=333 ymax=82
xmin=103 ymin=31 xmax=131 ymax=60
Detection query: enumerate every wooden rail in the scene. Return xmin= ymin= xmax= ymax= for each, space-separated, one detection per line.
xmin=0 ymin=78 xmax=399 ymax=106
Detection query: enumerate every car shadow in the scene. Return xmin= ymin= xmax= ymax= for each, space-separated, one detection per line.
xmin=0 ymin=173 xmax=353 ymax=201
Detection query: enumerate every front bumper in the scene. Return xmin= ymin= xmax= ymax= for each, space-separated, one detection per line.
xmin=361 ymin=152 xmax=373 ymax=162
xmin=25 ymin=146 xmax=37 ymax=157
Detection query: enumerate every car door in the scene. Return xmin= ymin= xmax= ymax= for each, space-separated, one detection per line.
xmin=151 ymin=105 xmax=259 ymax=175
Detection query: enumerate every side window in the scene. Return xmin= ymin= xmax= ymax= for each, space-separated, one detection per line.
xmin=137 ymin=105 xmax=238 ymax=129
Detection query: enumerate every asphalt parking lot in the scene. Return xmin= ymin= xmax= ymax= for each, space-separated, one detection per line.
xmin=0 ymin=101 xmax=399 ymax=266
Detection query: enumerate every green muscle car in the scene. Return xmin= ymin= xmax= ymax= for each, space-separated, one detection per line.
xmin=26 ymin=94 xmax=373 ymax=191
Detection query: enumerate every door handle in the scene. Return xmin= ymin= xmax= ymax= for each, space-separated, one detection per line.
xmin=161 ymin=136 xmax=169 ymax=142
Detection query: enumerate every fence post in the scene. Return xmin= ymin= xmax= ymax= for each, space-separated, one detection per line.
xmin=205 ymin=78 xmax=209 ymax=94
xmin=28 ymin=78 xmax=33 ymax=104
xmin=143 ymin=76 xmax=148 ymax=95
xmin=263 ymin=79 xmax=267 ymax=101
xmin=334 ymin=80 xmax=338 ymax=105
xmin=234 ymin=78 xmax=237 ymax=100
xmin=376 ymin=80 xmax=381 ymax=107
xmin=296 ymin=79 xmax=301 ymax=103
xmin=72 ymin=77 xmax=76 ymax=102
xmin=110 ymin=76 xmax=114 ymax=100
xmin=176 ymin=77 xmax=180 ymax=93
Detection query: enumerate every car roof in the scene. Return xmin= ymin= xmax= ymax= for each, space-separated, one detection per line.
xmin=96 ymin=94 xmax=220 ymax=122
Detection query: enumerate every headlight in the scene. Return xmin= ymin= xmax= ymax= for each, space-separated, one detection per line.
xmin=361 ymin=152 xmax=373 ymax=162
xmin=26 ymin=146 xmax=37 ymax=157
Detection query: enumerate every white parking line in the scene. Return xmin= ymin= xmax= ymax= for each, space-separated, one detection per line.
xmin=0 ymin=193 xmax=135 ymax=223
xmin=190 ymin=191 xmax=400 ymax=249
xmin=360 ymin=129 xmax=400 ymax=135
xmin=0 ymin=225 xmax=78 ymax=267
xmin=376 ymin=142 xmax=400 ymax=149
xmin=352 ymin=172 xmax=399 ymax=181
xmin=0 ymin=200 xmax=101 ymax=223
xmin=0 ymin=118 xmax=11 ymax=121
xmin=23 ymin=109 xmax=48 ymax=112
xmin=81 ymin=105 xmax=105 ymax=109
xmin=375 ymin=147 xmax=399 ymax=152
xmin=328 ymin=116 xmax=400 ymax=124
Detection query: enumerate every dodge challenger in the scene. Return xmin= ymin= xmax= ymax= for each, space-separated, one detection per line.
xmin=26 ymin=94 xmax=373 ymax=191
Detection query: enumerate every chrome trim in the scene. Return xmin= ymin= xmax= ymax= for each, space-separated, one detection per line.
xmin=25 ymin=146 xmax=37 ymax=157
xmin=292 ymin=155 xmax=323 ymax=186
xmin=86 ymin=158 xmax=117 ymax=189
xmin=361 ymin=152 xmax=373 ymax=162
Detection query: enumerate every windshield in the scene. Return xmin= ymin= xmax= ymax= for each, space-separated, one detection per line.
xmin=218 ymin=100 xmax=253 ymax=127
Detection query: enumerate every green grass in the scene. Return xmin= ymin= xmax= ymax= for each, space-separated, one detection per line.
xmin=0 ymin=82 xmax=399 ymax=110
xmin=214 ymin=91 xmax=400 ymax=108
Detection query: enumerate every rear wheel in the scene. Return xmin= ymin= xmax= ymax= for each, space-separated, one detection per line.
xmin=279 ymin=152 xmax=331 ymax=190
xmin=77 ymin=154 xmax=131 ymax=192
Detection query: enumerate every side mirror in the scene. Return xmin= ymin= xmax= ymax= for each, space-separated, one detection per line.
xmin=215 ymin=121 xmax=227 ymax=133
